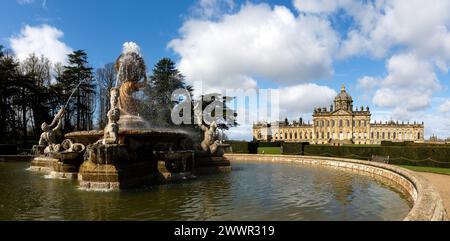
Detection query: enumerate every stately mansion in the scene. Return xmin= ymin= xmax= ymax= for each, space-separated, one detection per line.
xmin=253 ymin=85 xmax=425 ymax=145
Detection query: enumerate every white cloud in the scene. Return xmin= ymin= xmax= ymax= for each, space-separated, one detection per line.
xmin=366 ymin=53 xmax=440 ymax=117
xmin=338 ymin=0 xmax=450 ymax=67
xmin=357 ymin=76 xmax=380 ymax=92
xmin=169 ymin=3 xmax=339 ymax=93
xmin=278 ymin=83 xmax=337 ymax=119
xmin=439 ymin=100 xmax=450 ymax=113
xmin=9 ymin=24 xmax=72 ymax=64
xmin=293 ymin=0 xmax=340 ymax=14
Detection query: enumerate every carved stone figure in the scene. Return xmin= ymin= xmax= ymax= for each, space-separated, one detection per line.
xmin=38 ymin=106 xmax=65 ymax=154
xmin=115 ymin=43 xmax=147 ymax=116
xmin=200 ymin=121 xmax=221 ymax=156
xmin=101 ymin=88 xmax=120 ymax=145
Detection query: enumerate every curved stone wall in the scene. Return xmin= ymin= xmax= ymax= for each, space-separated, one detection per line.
xmin=225 ymin=154 xmax=447 ymax=221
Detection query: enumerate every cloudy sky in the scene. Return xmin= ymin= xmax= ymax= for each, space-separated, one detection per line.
xmin=2 ymin=0 xmax=450 ymax=140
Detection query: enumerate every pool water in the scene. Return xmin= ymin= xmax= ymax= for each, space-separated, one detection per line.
xmin=0 ymin=161 xmax=412 ymax=221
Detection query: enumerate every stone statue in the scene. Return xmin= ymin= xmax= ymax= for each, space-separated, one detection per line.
xmin=102 ymin=88 xmax=120 ymax=145
xmin=85 ymin=88 xmax=123 ymax=164
xmin=115 ymin=42 xmax=147 ymax=116
xmin=38 ymin=106 xmax=65 ymax=154
xmin=200 ymin=121 xmax=221 ymax=156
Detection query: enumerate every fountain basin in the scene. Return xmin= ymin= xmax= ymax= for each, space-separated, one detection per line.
xmin=224 ymin=154 xmax=448 ymax=221
xmin=1 ymin=160 xmax=420 ymax=220
xmin=65 ymin=129 xmax=190 ymax=148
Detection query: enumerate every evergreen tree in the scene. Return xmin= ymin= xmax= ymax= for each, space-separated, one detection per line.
xmin=59 ymin=50 xmax=95 ymax=131
xmin=143 ymin=58 xmax=192 ymax=127
xmin=0 ymin=46 xmax=20 ymax=143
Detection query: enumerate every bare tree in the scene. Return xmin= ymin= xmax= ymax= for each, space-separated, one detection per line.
xmin=96 ymin=63 xmax=116 ymax=128
xmin=20 ymin=54 xmax=51 ymax=86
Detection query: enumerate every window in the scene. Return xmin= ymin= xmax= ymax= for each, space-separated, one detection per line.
xmin=388 ymin=132 xmax=391 ymax=139
xmin=327 ymin=132 xmax=330 ymax=139
xmin=418 ymin=132 xmax=421 ymax=140
xmin=347 ymin=120 xmax=350 ymax=127
xmin=393 ymin=133 xmax=396 ymax=139
xmin=382 ymin=132 xmax=385 ymax=139
xmin=285 ymin=133 xmax=288 ymax=139
xmin=353 ymin=120 xmax=355 ymax=127
xmin=339 ymin=120 xmax=343 ymax=127
xmin=331 ymin=120 xmax=335 ymax=127
xmin=300 ymin=132 xmax=303 ymax=139
xmin=371 ymin=132 xmax=374 ymax=139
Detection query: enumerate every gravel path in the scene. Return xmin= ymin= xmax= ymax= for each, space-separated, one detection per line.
xmin=415 ymin=172 xmax=450 ymax=219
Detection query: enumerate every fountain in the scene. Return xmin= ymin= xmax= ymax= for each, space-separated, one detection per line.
xmin=29 ymin=42 xmax=231 ymax=191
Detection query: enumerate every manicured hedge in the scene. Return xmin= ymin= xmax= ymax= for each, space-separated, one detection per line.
xmin=225 ymin=141 xmax=249 ymax=154
xmin=248 ymin=142 xmax=259 ymax=154
xmin=225 ymin=141 xmax=450 ymax=168
xmin=304 ymin=145 xmax=450 ymax=168
xmin=282 ymin=142 xmax=309 ymax=155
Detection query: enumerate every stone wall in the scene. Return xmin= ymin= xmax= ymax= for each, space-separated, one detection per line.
xmin=224 ymin=154 xmax=447 ymax=221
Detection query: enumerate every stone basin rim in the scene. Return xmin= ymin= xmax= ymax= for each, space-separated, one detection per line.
xmin=65 ymin=128 xmax=190 ymax=137
xmin=224 ymin=154 xmax=448 ymax=221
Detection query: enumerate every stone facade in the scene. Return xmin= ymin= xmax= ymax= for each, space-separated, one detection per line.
xmin=253 ymin=85 xmax=425 ymax=145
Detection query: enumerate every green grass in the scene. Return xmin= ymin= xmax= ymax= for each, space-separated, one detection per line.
xmin=397 ymin=165 xmax=450 ymax=176
xmin=258 ymin=147 xmax=282 ymax=155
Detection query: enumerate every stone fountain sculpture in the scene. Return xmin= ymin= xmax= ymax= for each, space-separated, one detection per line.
xmin=30 ymin=42 xmax=231 ymax=191
xmin=36 ymin=107 xmax=65 ymax=155
xmin=31 ymin=106 xmax=86 ymax=177
xmin=200 ymin=121 xmax=223 ymax=157
xmin=115 ymin=42 xmax=149 ymax=130
xmin=100 ymin=88 xmax=120 ymax=145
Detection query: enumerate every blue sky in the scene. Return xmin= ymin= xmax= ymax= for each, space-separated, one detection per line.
xmin=2 ymin=0 xmax=450 ymax=140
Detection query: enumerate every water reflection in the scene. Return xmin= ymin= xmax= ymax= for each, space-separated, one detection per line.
xmin=0 ymin=161 xmax=411 ymax=221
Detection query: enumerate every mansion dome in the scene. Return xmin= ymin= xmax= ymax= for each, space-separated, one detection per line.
xmin=334 ymin=85 xmax=353 ymax=111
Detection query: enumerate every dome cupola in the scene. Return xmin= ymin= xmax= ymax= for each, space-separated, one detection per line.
xmin=334 ymin=84 xmax=353 ymax=111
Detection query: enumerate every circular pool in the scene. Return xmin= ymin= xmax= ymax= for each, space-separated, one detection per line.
xmin=0 ymin=160 xmax=413 ymax=221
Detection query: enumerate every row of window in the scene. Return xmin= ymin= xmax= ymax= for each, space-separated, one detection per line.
xmin=315 ymin=119 xmax=368 ymax=128
xmin=271 ymin=131 xmax=422 ymax=141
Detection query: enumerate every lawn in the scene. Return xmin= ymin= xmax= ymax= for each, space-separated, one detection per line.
xmin=258 ymin=147 xmax=282 ymax=155
xmin=397 ymin=165 xmax=450 ymax=176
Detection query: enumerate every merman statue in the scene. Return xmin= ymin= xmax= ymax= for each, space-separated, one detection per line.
xmin=38 ymin=106 xmax=65 ymax=154
xmin=200 ymin=121 xmax=221 ymax=156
